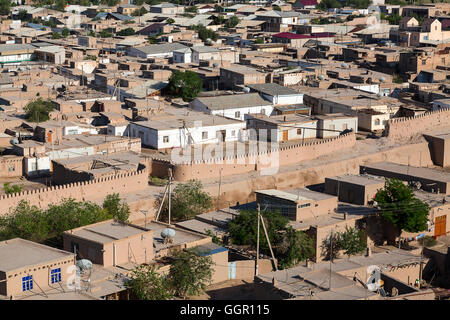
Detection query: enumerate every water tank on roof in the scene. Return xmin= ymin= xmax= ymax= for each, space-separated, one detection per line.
xmin=161 ymin=228 xmax=176 ymax=239
xmin=242 ymin=87 xmax=250 ymax=93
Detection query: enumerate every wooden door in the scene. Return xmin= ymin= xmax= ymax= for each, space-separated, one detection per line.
xmin=434 ymin=215 xmax=447 ymax=237
xmin=282 ymin=130 xmax=288 ymax=142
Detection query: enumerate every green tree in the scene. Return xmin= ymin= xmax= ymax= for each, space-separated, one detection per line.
xmin=167 ymin=70 xmax=203 ymax=101
xmin=275 ymin=227 xmax=315 ymax=269
xmin=166 ymin=17 xmax=175 ymax=24
xmin=321 ymin=230 xmax=341 ymax=260
xmin=99 ymin=29 xmax=113 ymax=38
xmin=117 ymin=27 xmax=135 ymax=36
xmin=102 ymin=193 xmax=130 ymax=222
xmin=338 ymin=226 xmax=367 ymax=258
xmin=167 ymin=249 xmax=214 ymax=299
xmin=0 ymin=201 xmax=50 ymax=243
xmin=254 ymin=38 xmax=264 ymax=44
xmin=272 ymin=5 xmax=281 ymax=11
xmin=4 ymin=182 xmax=22 ymax=195
xmin=316 ymin=0 xmax=342 ymax=10
xmin=0 ymin=196 xmax=126 ymax=244
xmin=52 ymin=32 xmax=62 ymax=39
xmin=24 ymin=98 xmax=55 ymax=122
xmin=185 ymin=6 xmax=198 ymax=13
xmin=214 ymin=4 xmax=223 ymax=12
xmin=61 ymin=27 xmax=70 ymax=37
xmin=204 ymin=229 xmax=221 ymax=245
xmin=225 ymin=15 xmax=240 ymax=29
xmin=54 ymin=0 xmax=67 ymax=11
xmin=16 ymin=9 xmax=28 ymax=21
xmin=228 ymin=210 xmax=314 ymax=268
xmin=156 ymin=179 xmax=212 ymax=221
xmin=213 ymin=14 xmax=225 ymax=25
xmin=193 ymin=24 xmax=218 ymax=43
xmin=374 ymin=178 xmax=430 ymax=247
xmin=127 ymin=264 xmax=173 ymax=300
xmin=228 ymin=210 xmax=288 ymax=250
xmin=0 ymin=0 xmax=11 ymax=16
xmin=89 ymin=30 xmax=96 ymax=37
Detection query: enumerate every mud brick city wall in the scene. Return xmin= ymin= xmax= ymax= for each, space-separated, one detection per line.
xmin=385 ymin=109 xmax=450 ymax=139
xmin=0 ymin=169 xmax=148 ymax=215
xmin=164 ymin=133 xmax=356 ymax=181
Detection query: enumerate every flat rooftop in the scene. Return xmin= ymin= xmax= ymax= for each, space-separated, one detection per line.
xmin=251 ymin=114 xmax=317 ymax=126
xmin=141 ymin=221 xmax=206 ymax=253
xmin=361 ymin=162 xmax=450 ymax=183
xmin=257 ymin=188 xmax=337 ymax=203
xmin=326 ymin=174 xmax=386 ymax=186
xmin=0 ymin=238 xmax=74 ymax=273
xmin=65 ymin=221 xmax=149 ymax=244
xmin=258 ymin=249 xmax=421 ymax=300
xmin=131 ymin=107 xmax=245 ymax=130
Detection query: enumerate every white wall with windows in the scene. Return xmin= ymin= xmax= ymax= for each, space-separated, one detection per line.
xmin=129 ymin=121 xmax=247 ymax=149
xmin=191 ymin=100 xmax=274 ymax=121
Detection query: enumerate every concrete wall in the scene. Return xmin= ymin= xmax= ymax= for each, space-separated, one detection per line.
xmin=385 ymin=108 xmax=450 ymax=140
xmin=0 ymin=169 xmax=148 ymax=215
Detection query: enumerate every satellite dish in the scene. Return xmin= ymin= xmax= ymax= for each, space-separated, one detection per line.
xmin=77 ymin=259 xmax=93 ymax=271
xmin=366 ymin=265 xmax=382 ymax=292
xmin=341 ymin=63 xmax=348 ymax=68
xmin=391 ymin=287 xmax=398 ymax=297
xmin=379 ymin=76 xmax=386 ymax=83
xmin=213 ymin=62 xmax=219 ymax=68
xmin=10 ymin=138 xmax=19 ymax=145
xmin=161 ymin=228 xmax=176 ymax=239
xmin=242 ymin=87 xmax=250 ymax=93
xmin=377 ymin=93 xmax=382 ymax=98
xmin=318 ymin=75 xmax=325 ymax=80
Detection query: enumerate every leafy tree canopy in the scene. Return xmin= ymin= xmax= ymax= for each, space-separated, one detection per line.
xmin=228 ymin=209 xmax=315 ymax=268
xmin=167 ymin=70 xmax=203 ymax=101
xmin=24 ymin=98 xmax=55 ymax=122
xmin=117 ymin=27 xmax=135 ymax=36
xmin=156 ymin=179 xmax=212 ymax=222
xmin=225 ymin=15 xmax=240 ymax=29
xmin=167 ymin=249 xmax=214 ymax=298
xmin=374 ymin=178 xmax=430 ymax=235
xmin=0 ymin=0 xmax=11 ymax=16
xmin=127 ymin=264 xmax=173 ymax=300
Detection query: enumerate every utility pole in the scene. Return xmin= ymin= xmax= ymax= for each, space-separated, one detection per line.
xmin=256 ymin=204 xmax=260 ymax=276
xmin=260 ymin=212 xmax=278 ymax=271
xmin=419 ymin=242 xmax=424 ymax=289
xmin=329 ymin=230 xmax=333 ymax=291
xmin=168 ymin=168 xmax=172 ymax=226
xmin=217 ymin=168 xmax=223 ymax=209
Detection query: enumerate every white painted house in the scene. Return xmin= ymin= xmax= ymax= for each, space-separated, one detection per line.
xmin=190 ymin=93 xmax=274 ymax=121
xmin=173 ymin=47 xmax=192 ymax=64
xmin=127 ymin=43 xmax=187 ymax=59
xmin=247 ymin=83 xmax=304 ymax=106
xmin=128 ymin=109 xmax=246 ymax=149
xmin=314 ymin=113 xmax=358 ymax=138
